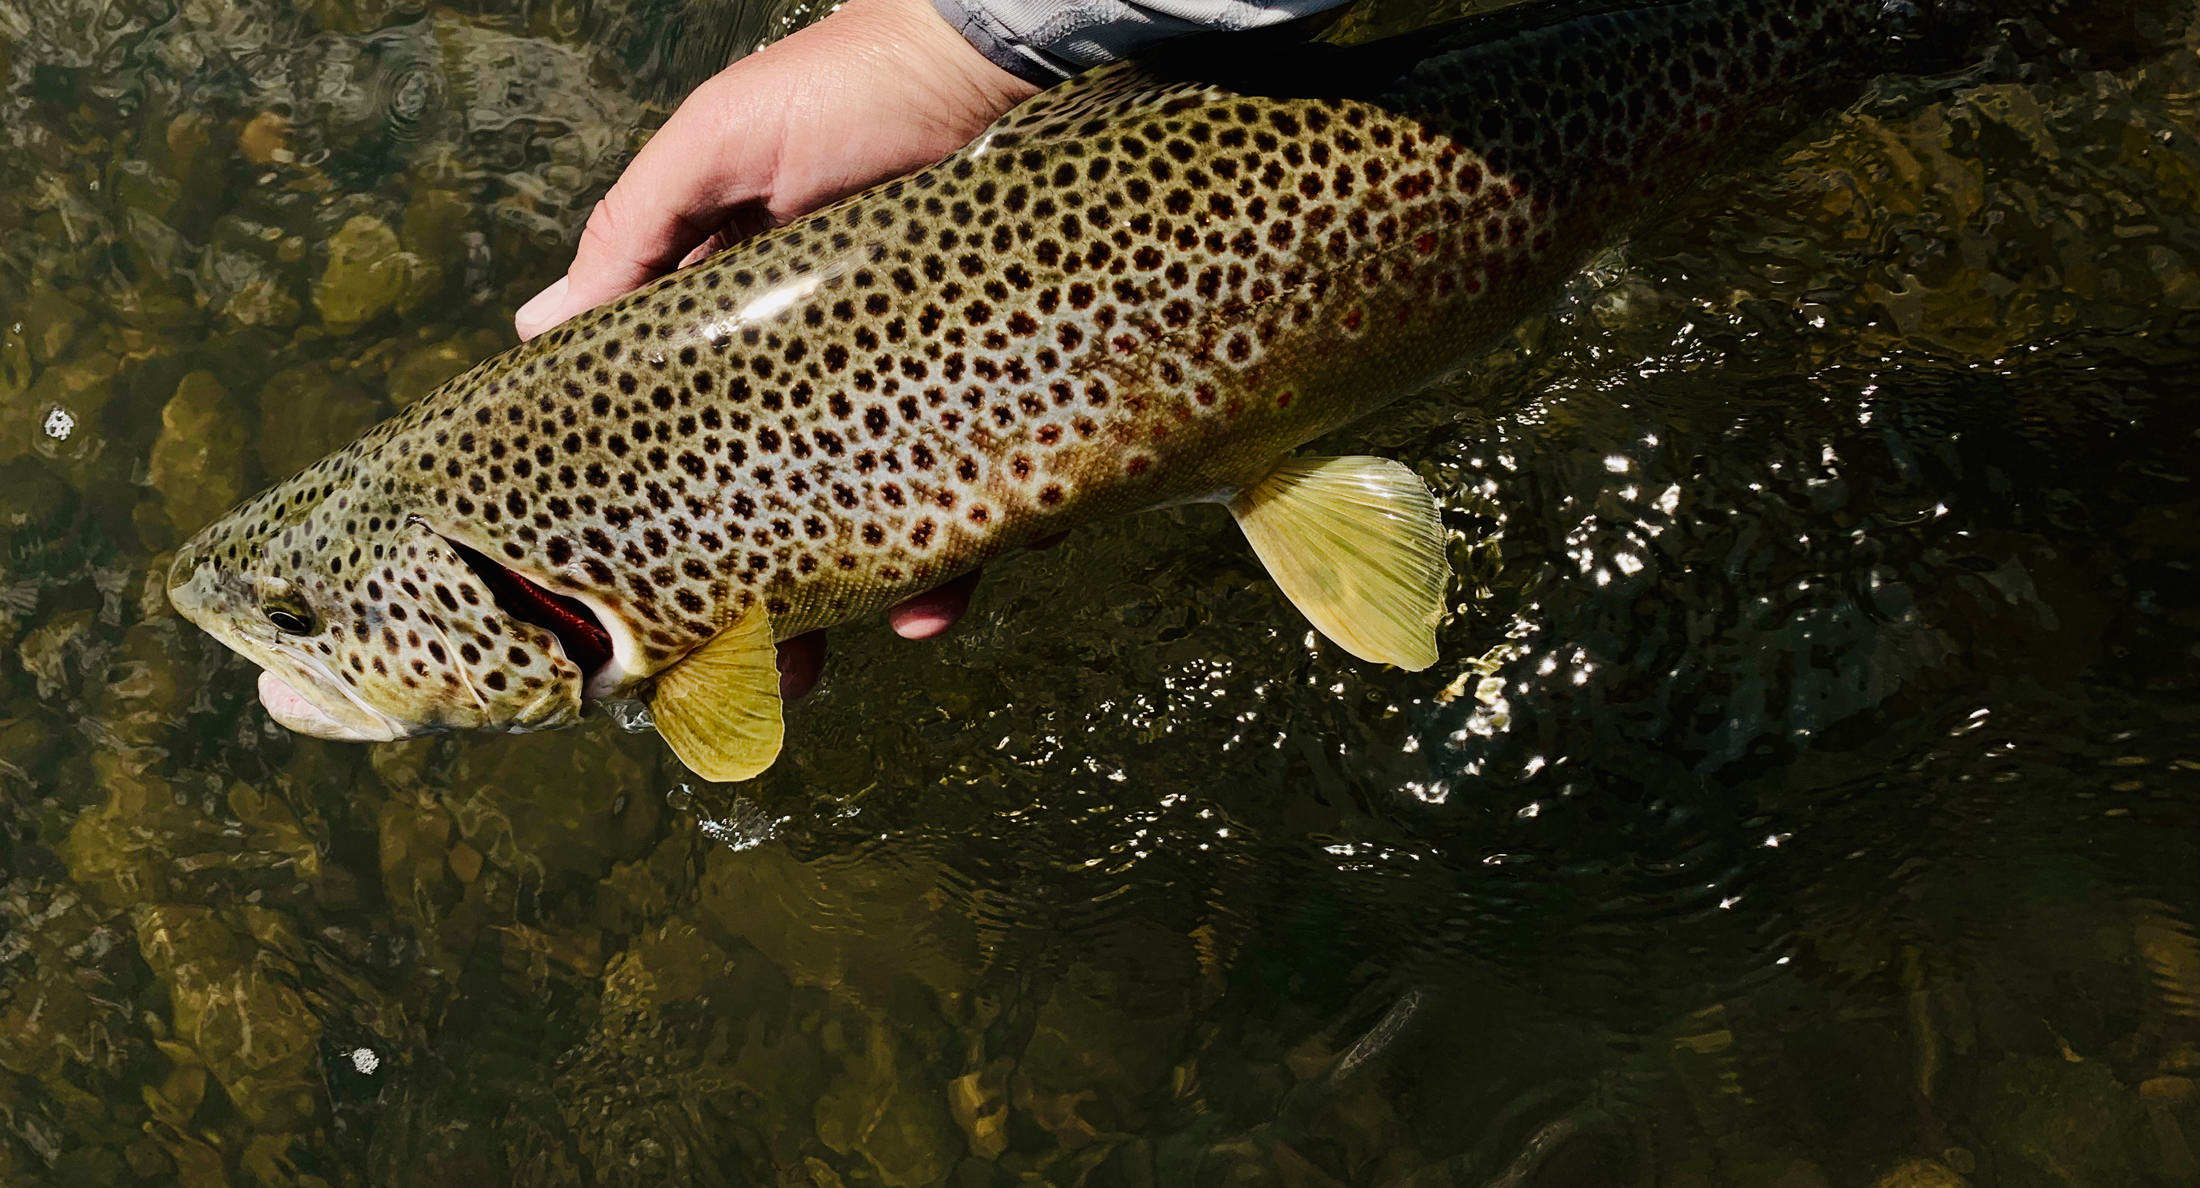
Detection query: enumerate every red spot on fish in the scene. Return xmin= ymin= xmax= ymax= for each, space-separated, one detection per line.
xmin=1414 ymin=232 xmax=1438 ymax=255
xmin=1126 ymin=456 xmax=1150 ymax=476
xmin=1277 ymin=390 xmax=1294 ymax=408
xmin=1113 ymin=334 xmax=1138 ymax=353
xmin=1342 ymin=309 xmax=1363 ymax=331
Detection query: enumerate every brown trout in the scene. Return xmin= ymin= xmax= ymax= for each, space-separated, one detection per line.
xmin=169 ymin=0 xmax=1996 ymax=780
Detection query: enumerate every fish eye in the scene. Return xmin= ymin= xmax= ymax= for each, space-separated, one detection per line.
xmin=265 ymin=605 xmax=314 ymax=634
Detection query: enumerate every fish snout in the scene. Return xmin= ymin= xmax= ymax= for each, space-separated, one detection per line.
xmin=166 ymin=542 xmax=196 ymax=587
xmin=164 ymin=543 xmax=210 ymax=619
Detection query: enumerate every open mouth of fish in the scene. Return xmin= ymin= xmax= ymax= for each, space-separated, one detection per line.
xmin=438 ymin=534 xmax=617 ymax=691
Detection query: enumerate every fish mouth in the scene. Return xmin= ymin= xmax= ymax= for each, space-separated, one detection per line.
xmin=258 ymin=668 xmax=412 ymax=742
xmin=438 ymin=534 xmax=616 ymax=692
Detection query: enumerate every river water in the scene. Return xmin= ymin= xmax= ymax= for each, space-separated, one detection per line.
xmin=2 ymin=0 xmax=2198 ymax=1183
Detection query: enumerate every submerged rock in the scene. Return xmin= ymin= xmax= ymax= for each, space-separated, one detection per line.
xmin=1977 ymin=1054 xmax=2152 ymax=1184
xmin=237 ymin=110 xmax=293 ymax=167
xmin=204 ymin=247 xmax=305 ymax=329
xmin=386 ymin=334 xmax=487 ymax=406
xmin=91 ymin=621 xmax=194 ymax=749
xmin=163 ymin=111 xmax=221 ymax=195
xmin=0 ymin=714 xmax=64 ymax=780
xmin=255 ymin=365 xmax=382 ymax=478
xmin=314 ymin=214 xmax=410 ymax=330
xmin=1869 ymin=1158 xmax=1970 ymax=1187
xmin=147 ymin=369 xmax=252 ymax=534
xmin=19 ymin=282 xmax=88 ymax=364
xmin=695 ymin=841 xmax=977 ymax=1009
xmin=442 ymin=727 xmax=660 ymax=881
xmin=393 ymin=187 xmax=468 ymax=315
xmin=0 ymin=879 xmax=155 ymax=1184
xmin=0 ymin=455 xmax=79 ymax=582
xmin=131 ymin=904 xmax=324 ymax=1133
xmin=400 ymin=186 xmax=470 ymax=266
xmin=814 ymin=1013 xmax=960 ymax=1187
xmin=17 ymin=609 xmax=96 ymax=701
xmin=11 ymin=345 xmax=117 ymax=470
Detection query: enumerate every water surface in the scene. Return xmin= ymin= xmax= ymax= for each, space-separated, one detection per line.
xmin=2 ymin=0 xmax=2198 ymax=1183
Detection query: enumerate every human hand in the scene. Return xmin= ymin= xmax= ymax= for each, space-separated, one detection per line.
xmin=516 ymin=0 xmax=1035 ymax=336
xmin=513 ymin=0 xmax=1039 ymax=700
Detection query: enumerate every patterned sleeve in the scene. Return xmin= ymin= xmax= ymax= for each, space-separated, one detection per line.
xmin=933 ymin=0 xmax=1349 ymax=83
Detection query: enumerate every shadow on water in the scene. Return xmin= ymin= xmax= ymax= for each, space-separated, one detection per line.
xmin=1 ymin=0 xmax=2197 ymax=1182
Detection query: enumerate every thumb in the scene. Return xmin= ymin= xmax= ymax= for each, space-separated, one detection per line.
xmin=515 ymin=79 xmax=780 ymax=339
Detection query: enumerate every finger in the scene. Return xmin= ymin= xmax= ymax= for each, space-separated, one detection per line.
xmin=514 ymin=276 xmax=572 ymax=339
xmin=776 ymin=630 xmax=828 ymax=701
xmin=888 ymin=570 xmax=980 ymax=640
xmin=516 ymin=78 xmax=781 ymax=339
xmin=675 ymin=206 xmax=777 ymax=270
xmin=675 ymin=228 xmax=734 ymax=272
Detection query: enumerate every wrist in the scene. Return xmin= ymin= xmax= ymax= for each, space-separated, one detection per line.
xmin=839 ymin=0 xmax=1041 ymax=110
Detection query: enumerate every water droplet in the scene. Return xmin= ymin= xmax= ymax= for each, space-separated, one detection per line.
xmin=600 ymin=698 xmax=654 ymax=732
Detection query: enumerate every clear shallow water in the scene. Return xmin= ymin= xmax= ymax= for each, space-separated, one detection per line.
xmin=2 ymin=0 xmax=2198 ymax=1183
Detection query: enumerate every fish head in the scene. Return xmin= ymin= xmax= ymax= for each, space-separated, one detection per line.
xmin=166 ymin=448 xmax=602 ymax=741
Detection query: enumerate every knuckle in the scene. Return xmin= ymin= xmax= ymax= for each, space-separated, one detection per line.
xmin=576 ymin=194 xmax=632 ymax=256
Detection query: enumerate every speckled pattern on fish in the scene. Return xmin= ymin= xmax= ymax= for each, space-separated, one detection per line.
xmin=168 ymin=0 xmax=1979 ymax=746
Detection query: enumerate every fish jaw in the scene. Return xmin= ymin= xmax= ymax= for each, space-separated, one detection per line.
xmin=257 ymin=669 xmax=411 ymax=742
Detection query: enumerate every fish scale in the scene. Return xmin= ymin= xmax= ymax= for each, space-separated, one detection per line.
xmin=169 ymin=0 xmax=1989 ymax=767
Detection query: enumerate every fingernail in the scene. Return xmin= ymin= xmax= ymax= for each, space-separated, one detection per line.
xmin=514 ymin=276 xmax=569 ymax=338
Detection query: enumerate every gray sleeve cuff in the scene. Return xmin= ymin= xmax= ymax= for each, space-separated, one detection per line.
xmin=933 ymin=0 xmax=1077 ymax=84
xmin=934 ymin=0 xmax=1345 ymax=82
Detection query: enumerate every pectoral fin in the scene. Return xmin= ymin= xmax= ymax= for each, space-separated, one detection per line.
xmin=649 ymin=602 xmax=784 ymax=782
xmin=1228 ymin=455 xmax=1448 ymax=670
